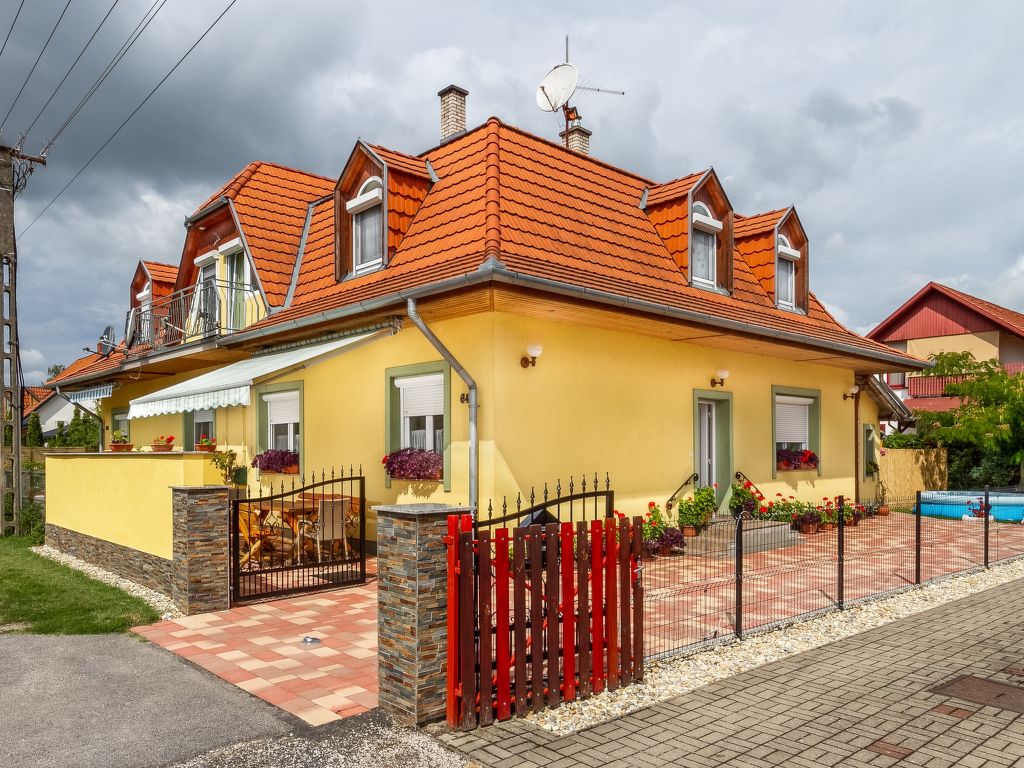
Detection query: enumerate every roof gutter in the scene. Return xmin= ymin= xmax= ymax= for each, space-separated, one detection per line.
xmin=405 ymin=298 xmax=478 ymax=513
xmin=222 ymin=258 xmax=929 ymax=371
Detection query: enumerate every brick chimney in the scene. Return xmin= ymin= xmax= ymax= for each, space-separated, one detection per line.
xmin=438 ymin=85 xmax=468 ymax=143
xmin=560 ymin=122 xmax=592 ymax=155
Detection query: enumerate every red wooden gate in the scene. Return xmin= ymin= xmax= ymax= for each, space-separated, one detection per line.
xmin=446 ymin=514 xmax=644 ymax=729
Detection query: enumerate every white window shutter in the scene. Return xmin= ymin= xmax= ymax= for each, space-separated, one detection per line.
xmin=775 ymin=395 xmax=812 ymax=444
xmin=263 ymin=391 xmax=300 ymax=425
xmin=395 ymin=374 xmax=443 ymax=417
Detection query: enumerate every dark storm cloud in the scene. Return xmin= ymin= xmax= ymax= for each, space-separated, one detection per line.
xmin=2 ymin=0 xmax=1023 ymax=382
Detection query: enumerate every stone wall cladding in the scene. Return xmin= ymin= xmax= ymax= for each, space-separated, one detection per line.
xmin=375 ymin=503 xmax=472 ymax=726
xmin=45 ymin=523 xmax=173 ymax=594
xmin=171 ymin=486 xmax=230 ymax=615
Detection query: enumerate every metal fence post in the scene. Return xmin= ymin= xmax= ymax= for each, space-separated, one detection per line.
xmin=735 ymin=513 xmax=743 ymax=640
xmin=837 ymin=495 xmax=845 ymax=610
xmin=984 ymin=486 xmax=991 ymax=569
xmin=915 ymin=490 xmax=922 ymax=585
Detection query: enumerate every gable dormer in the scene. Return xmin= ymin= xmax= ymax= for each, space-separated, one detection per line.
xmin=735 ymin=207 xmax=809 ymax=313
xmin=334 ymin=142 xmax=431 ymax=281
xmin=644 ymin=168 xmax=734 ymax=294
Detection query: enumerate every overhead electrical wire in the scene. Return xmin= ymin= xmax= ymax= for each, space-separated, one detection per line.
xmin=0 ymin=0 xmax=26 ymax=63
xmin=18 ymin=0 xmax=240 ymax=238
xmin=23 ymin=0 xmax=122 ymax=142
xmin=45 ymin=0 xmax=167 ymax=151
xmin=0 ymin=0 xmax=74 ymax=138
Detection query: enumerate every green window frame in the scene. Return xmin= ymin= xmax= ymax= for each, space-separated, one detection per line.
xmin=863 ymin=423 xmax=878 ymax=479
xmin=384 ymin=361 xmax=451 ymax=491
xmin=771 ymin=385 xmax=821 ymax=478
xmin=183 ymin=409 xmax=216 ymax=450
xmin=254 ymin=381 xmax=304 ymax=469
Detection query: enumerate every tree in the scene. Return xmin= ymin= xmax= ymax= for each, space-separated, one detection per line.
xmin=924 ymin=351 xmax=1024 ymax=487
xmin=63 ymin=407 xmax=100 ymax=448
xmin=25 ymin=412 xmax=42 ymax=447
xmin=46 ymin=363 xmax=65 ymax=380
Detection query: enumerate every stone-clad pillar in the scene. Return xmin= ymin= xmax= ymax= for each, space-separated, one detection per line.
xmin=375 ymin=503 xmax=472 ymax=726
xmin=171 ymin=485 xmax=230 ymax=615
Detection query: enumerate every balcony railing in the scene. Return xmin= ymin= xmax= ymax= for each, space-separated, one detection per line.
xmin=907 ymin=362 xmax=1024 ymax=398
xmin=125 ymin=279 xmax=262 ymax=353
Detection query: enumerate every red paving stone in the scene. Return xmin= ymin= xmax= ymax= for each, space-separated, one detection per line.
xmin=134 ymin=574 xmax=378 ymax=727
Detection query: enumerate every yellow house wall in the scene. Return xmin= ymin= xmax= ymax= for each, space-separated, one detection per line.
xmin=906 ymin=331 xmax=1000 ymax=363
xmin=45 ymin=453 xmax=221 ymax=559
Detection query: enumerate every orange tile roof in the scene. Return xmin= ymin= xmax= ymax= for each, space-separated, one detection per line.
xmin=369 ymin=145 xmax=431 ymax=179
xmin=734 ymin=209 xmax=788 ymax=238
xmin=142 ymin=261 xmax=178 ymax=286
xmin=248 ymin=118 xmax=919 ymax=368
xmin=23 ymin=386 xmax=52 ymax=416
xmin=45 ymin=346 xmax=125 ymax=387
xmin=190 ymin=162 xmax=335 ymax=306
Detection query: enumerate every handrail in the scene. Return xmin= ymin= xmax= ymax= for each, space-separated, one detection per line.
xmin=666 ymin=472 xmax=699 ymax=512
xmin=734 ymin=471 xmax=767 ymax=500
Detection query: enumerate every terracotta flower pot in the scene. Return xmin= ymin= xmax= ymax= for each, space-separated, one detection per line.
xmin=150 ymin=443 xmax=174 ymax=452
xmin=657 ymin=545 xmax=673 ymax=556
xmin=822 ymin=522 xmax=835 ymax=531
xmin=799 ymin=522 xmax=817 ymax=535
xmin=680 ymin=525 xmax=699 ymax=537
xmin=877 ymin=505 xmax=890 ymax=516
xmin=283 ymin=464 xmax=300 ymax=475
xmin=194 ymin=443 xmax=215 ymax=452
xmin=109 ymin=443 xmax=133 ymax=453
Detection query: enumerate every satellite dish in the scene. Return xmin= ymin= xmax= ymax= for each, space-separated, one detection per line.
xmin=97 ymin=325 xmax=115 ymax=356
xmin=124 ymin=310 xmax=137 ymax=350
xmin=536 ymin=63 xmax=578 ymax=112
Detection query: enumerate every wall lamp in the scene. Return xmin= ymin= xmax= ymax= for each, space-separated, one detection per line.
xmin=843 ymin=385 xmax=860 ymax=400
xmin=520 ymin=344 xmax=543 ymax=368
xmin=710 ymin=369 xmax=730 ymax=388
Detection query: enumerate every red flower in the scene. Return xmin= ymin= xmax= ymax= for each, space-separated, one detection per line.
xmin=791 ymin=513 xmax=798 ymax=520
xmin=648 ymin=501 xmax=656 ymax=509
xmin=381 ymin=456 xmax=388 ymax=464
xmin=760 ymin=505 xmax=767 ymax=513
xmin=744 ymin=481 xmax=752 ymax=489
xmin=768 ymin=501 xmax=774 ymax=507
xmin=713 ymin=482 xmax=718 ymax=488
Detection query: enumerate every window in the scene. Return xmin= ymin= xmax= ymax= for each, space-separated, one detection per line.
xmin=196 ymin=262 xmax=218 ymax=333
xmin=395 ymin=373 xmax=444 ymax=452
xmin=776 ymin=235 xmax=798 ymax=309
xmin=774 ymin=394 xmax=812 ymax=452
xmin=691 ymin=202 xmax=722 ymax=287
xmin=225 ymin=251 xmax=247 ymax=330
xmin=188 ymin=408 xmax=215 ymax=447
xmin=112 ymin=410 xmax=129 ymax=441
xmin=887 ymin=372 xmax=906 ymax=388
xmin=263 ymin=390 xmax=300 ymax=453
xmin=347 ymin=177 xmax=384 ymax=275
xmin=863 ymin=424 xmax=878 ymax=479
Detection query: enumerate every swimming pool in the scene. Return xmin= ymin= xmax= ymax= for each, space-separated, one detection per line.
xmin=920 ymin=491 xmax=1024 ymax=523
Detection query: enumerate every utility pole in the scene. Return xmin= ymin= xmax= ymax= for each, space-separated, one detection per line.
xmin=0 ymin=144 xmax=45 ymax=536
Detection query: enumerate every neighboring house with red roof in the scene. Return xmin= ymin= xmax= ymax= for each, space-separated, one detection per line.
xmin=47 ymin=87 xmax=923 ymax=524
xmin=22 ymin=385 xmax=95 ymax=441
xmin=867 ymin=282 xmax=1024 ymax=413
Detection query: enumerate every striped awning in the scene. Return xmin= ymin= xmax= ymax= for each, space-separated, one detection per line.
xmin=66 ymin=383 xmax=113 ymax=403
xmin=128 ymin=330 xmax=383 ymax=419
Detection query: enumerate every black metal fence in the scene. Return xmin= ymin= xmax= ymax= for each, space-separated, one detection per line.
xmin=474 ymin=473 xmax=614 ymax=532
xmin=644 ymin=489 xmax=1024 ymax=660
xmin=230 ymin=467 xmax=366 ymax=604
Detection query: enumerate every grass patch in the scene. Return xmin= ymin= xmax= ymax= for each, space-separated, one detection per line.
xmin=0 ymin=537 xmax=159 ymax=634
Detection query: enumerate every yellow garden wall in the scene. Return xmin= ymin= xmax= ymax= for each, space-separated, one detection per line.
xmin=45 ymin=453 xmax=221 ymax=559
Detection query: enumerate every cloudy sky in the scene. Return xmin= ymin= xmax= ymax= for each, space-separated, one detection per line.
xmin=2 ymin=0 xmax=1022 ymax=383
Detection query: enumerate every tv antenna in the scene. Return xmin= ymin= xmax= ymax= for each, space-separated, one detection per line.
xmin=535 ymin=36 xmax=624 ymax=148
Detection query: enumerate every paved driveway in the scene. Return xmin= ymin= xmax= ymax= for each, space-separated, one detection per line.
xmin=443 ymin=577 xmax=1024 ymax=767
xmin=0 ymin=634 xmax=291 ymax=768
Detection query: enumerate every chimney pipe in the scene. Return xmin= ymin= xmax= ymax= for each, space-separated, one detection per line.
xmin=560 ymin=122 xmax=592 ymax=155
xmin=438 ymin=85 xmax=468 ymax=143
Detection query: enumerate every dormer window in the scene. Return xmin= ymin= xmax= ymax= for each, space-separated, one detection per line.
xmin=777 ymin=234 xmax=801 ymax=310
xmin=691 ymin=202 xmax=723 ymax=288
xmin=346 ymin=177 xmax=384 ymax=275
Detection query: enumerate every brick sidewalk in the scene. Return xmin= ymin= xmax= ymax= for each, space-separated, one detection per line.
xmin=441 ymin=577 xmax=1024 ymax=767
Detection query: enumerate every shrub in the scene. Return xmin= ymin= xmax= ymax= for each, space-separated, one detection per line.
xmin=678 ymin=485 xmax=716 ymax=528
xmin=19 ymin=500 xmax=45 ymax=545
xmin=382 ymin=448 xmax=442 ymax=480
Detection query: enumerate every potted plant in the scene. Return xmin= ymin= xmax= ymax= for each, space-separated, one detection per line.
xmin=841 ymin=505 xmax=855 ymax=527
xmin=678 ymin=485 xmax=716 ymax=536
xmin=194 ymin=434 xmax=216 ymax=452
xmin=796 ymin=509 xmax=819 ymax=535
xmin=818 ymin=505 xmax=837 ymax=531
xmin=641 ymin=502 xmax=667 ymax=559
xmin=109 ymin=429 xmax=133 ymax=453
xmin=729 ymin=481 xmax=763 ymax=517
xmin=799 ymin=449 xmax=819 ymax=470
xmin=252 ymin=448 xmax=300 ymax=474
xmin=150 ymin=434 xmax=175 ymax=452
xmin=865 ymin=459 xmax=880 ymax=477
xmin=876 ymin=485 xmax=890 ymax=516
xmin=657 ymin=527 xmax=686 ymax=556
xmin=382 ymin=447 xmax=443 ymax=481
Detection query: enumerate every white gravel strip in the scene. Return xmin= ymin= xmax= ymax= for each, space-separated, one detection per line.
xmin=30 ymin=545 xmax=182 ymax=621
xmin=525 ymin=557 xmax=1024 ymax=735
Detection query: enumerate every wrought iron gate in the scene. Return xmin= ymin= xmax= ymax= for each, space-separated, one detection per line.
xmin=230 ymin=469 xmax=366 ymax=603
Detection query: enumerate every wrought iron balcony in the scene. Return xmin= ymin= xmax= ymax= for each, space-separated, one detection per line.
xmin=125 ymin=279 xmax=262 ymax=353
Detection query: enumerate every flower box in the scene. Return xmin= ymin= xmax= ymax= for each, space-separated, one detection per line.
xmin=150 ymin=443 xmax=174 ymax=453
xmin=109 ymin=443 xmax=133 ymax=453
xmin=194 ymin=443 xmax=216 ymax=453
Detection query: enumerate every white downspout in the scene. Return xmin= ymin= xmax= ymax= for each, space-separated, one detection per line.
xmin=405 ymin=298 xmax=478 ymax=513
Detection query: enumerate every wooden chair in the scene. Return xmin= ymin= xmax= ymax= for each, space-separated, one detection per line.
xmin=238 ymin=509 xmax=275 ymax=568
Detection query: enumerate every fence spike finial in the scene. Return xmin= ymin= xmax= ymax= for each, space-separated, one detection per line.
xmin=502 ymin=496 xmax=508 ymax=516
xmin=556 ymin=478 xmax=562 ymax=498
xmin=582 ymin=474 xmax=588 ymax=494
xmin=515 ymin=492 xmax=522 ymax=513
xmin=605 ymin=471 xmax=611 ymax=491
xmin=569 ymin=476 xmax=574 ymax=496
xmin=530 ymin=486 xmax=535 ymax=507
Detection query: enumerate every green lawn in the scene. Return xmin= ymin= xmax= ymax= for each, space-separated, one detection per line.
xmin=0 ymin=537 xmax=159 ymax=634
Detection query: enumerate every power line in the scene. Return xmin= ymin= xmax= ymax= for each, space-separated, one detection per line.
xmin=45 ymin=0 xmax=167 ymax=151
xmin=0 ymin=0 xmax=73 ymax=138
xmin=23 ymin=0 xmax=121 ymax=142
xmin=0 ymin=0 xmax=25 ymax=62
xmin=18 ymin=0 xmax=239 ymax=238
